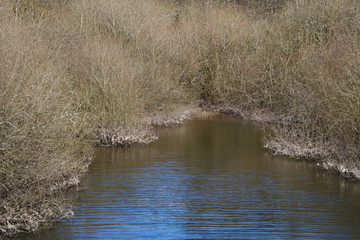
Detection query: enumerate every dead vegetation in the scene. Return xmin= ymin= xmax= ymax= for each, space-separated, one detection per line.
xmin=1 ymin=0 xmax=360 ymax=236
xmin=95 ymin=127 xmax=158 ymax=147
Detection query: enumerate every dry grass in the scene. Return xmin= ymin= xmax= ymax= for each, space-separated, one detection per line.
xmin=1 ymin=0 xmax=360 ymax=235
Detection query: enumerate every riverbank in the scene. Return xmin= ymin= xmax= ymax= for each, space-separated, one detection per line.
xmin=95 ymin=105 xmax=221 ymax=147
xmin=1 ymin=0 xmax=360 ymax=236
xmin=98 ymin=103 xmax=360 ymax=182
xmin=24 ymin=116 xmax=360 ymax=240
xmin=213 ymin=105 xmax=360 ymax=180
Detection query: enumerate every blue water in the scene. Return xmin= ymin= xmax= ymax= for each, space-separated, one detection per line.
xmin=22 ymin=117 xmax=360 ymax=239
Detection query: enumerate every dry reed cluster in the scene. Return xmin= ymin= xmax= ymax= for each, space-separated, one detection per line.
xmin=1 ymin=0 xmax=359 ymax=235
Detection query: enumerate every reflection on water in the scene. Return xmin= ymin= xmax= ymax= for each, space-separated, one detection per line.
xmin=23 ymin=116 xmax=360 ymax=239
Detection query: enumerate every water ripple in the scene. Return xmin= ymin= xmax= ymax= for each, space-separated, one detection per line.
xmin=28 ymin=118 xmax=360 ymax=240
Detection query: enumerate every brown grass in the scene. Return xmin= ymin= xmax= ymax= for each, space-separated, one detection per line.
xmin=1 ymin=0 xmax=360 ymax=235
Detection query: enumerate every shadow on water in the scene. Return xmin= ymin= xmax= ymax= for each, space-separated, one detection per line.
xmin=16 ymin=116 xmax=360 ymax=239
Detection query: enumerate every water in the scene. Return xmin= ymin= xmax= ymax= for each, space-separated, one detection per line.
xmin=24 ymin=116 xmax=360 ymax=239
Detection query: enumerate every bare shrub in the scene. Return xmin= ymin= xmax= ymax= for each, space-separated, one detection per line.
xmin=1 ymin=0 xmax=360 ymax=236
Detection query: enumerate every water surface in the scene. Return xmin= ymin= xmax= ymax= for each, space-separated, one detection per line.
xmin=25 ymin=117 xmax=360 ymax=239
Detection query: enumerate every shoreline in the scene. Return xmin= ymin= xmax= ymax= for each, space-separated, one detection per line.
xmin=3 ymin=104 xmax=360 ymax=237
xmin=95 ymin=103 xmax=360 ymax=182
xmin=212 ymin=105 xmax=360 ymax=181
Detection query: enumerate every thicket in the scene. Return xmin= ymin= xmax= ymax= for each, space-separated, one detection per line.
xmin=1 ymin=0 xmax=359 ymax=236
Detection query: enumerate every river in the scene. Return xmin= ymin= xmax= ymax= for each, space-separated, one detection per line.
xmin=22 ymin=116 xmax=360 ymax=239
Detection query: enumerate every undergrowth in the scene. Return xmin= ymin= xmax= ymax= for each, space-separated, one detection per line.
xmin=1 ymin=0 xmax=359 ymax=235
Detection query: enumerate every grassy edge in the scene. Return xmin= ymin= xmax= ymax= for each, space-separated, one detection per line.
xmin=214 ymin=104 xmax=360 ymax=181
